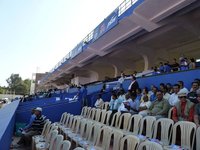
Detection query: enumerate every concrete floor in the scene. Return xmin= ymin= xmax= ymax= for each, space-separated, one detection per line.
xmin=10 ymin=137 xmax=31 ymax=150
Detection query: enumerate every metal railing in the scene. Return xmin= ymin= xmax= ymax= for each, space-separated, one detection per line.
xmin=41 ymin=0 xmax=140 ymax=84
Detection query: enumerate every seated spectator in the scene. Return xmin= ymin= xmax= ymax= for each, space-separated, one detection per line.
xmin=166 ymin=83 xmax=173 ymax=94
xmin=118 ymin=89 xmax=125 ymax=101
xmin=148 ymin=85 xmax=154 ymax=96
xmin=187 ymin=81 xmax=199 ymax=104
xmin=136 ymin=88 xmax=142 ymax=102
xmin=178 ymin=80 xmax=189 ymax=95
xmin=172 ymin=92 xmax=194 ymax=122
xmin=139 ymin=95 xmax=152 ymax=116
xmin=125 ymin=92 xmax=140 ymax=114
xmin=194 ymin=90 xmax=200 ymax=127
xmin=141 ymin=87 xmax=150 ymax=101
xmin=188 ymin=58 xmax=196 ymax=69
xmin=159 ymin=62 xmax=164 ymax=73
xmin=190 ymin=79 xmax=200 ymax=92
xmin=128 ymin=75 xmax=139 ymax=94
xmin=94 ymin=94 xmax=104 ymax=109
xmin=15 ymin=107 xmax=46 ymax=147
xmin=22 ymin=108 xmax=36 ymax=132
xmin=152 ymin=67 xmax=160 ymax=75
xmin=163 ymin=62 xmax=171 ymax=73
xmin=148 ymin=90 xmax=170 ymax=119
xmin=168 ymin=84 xmax=180 ymax=106
xmin=109 ymin=93 xmax=122 ymax=112
xmin=109 ymin=93 xmax=121 ymax=124
xmin=118 ymin=93 xmax=131 ymax=113
xmin=162 ymin=86 xmax=171 ymax=101
xmin=171 ymin=58 xmax=179 ymax=72
xmin=179 ymin=57 xmax=188 ymax=71
xmin=150 ymin=86 xmax=158 ymax=102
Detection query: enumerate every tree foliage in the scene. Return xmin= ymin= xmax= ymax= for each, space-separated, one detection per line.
xmin=6 ymin=74 xmax=31 ymax=95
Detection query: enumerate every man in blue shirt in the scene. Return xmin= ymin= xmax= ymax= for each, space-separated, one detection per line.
xmin=22 ymin=108 xmax=36 ymax=132
xmin=125 ymin=92 xmax=140 ymax=114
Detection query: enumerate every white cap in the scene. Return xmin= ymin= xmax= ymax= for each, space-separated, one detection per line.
xmin=178 ymin=91 xmax=187 ymax=97
xmin=35 ymin=107 xmax=42 ymax=112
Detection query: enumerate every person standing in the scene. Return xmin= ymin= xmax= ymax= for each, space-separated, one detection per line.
xmin=128 ymin=75 xmax=139 ymax=94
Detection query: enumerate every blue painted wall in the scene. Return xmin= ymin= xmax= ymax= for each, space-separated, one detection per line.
xmin=123 ymin=69 xmax=200 ymax=91
xmin=0 ymin=101 xmax=20 ymax=150
xmin=16 ymin=93 xmax=82 ymax=124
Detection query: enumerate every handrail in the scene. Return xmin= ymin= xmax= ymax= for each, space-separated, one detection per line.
xmin=40 ymin=0 xmax=141 ymax=84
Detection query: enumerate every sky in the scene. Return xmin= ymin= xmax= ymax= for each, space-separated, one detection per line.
xmin=0 ymin=0 xmax=123 ymax=86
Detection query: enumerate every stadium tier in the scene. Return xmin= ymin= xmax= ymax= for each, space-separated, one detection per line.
xmin=1 ymin=0 xmax=200 ymax=150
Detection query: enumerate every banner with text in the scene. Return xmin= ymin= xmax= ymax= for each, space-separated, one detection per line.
xmin=93 ymin=8 xmax=119 ymax=42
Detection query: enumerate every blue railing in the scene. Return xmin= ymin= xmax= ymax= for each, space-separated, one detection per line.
xmin=40 ymin=0 xmax=144 ymax=84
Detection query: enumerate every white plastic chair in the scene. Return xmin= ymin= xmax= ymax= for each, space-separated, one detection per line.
xmin=71 ymin=119 xmax=87 ymax=145
xmin=66 ymin=117 xmax=81 ymax=139
xmin=36 ymin=130 xmax=58 ymax=150
xmin=102 ymin=102 xmax=110 ymax=110
xmin=94 ymin=126 xmax=113 ymax=150
xmin=49 ymin=134 xmax=64 ymax=150
xmin=196 ymin=127 xmax=200 ymax=150
xmin=57 ymin=140 xmax=71 ymax=150
xmin=171 ymin=121 xmax=196 ymax=149
xmin=118 ymin=113 xmax=131 ymax=130
xmin=138 ymin=141 xmax=163 ymax=150
xmin=95 ymin=109 xmax=102 ymax=122
xmin=59 ymin=112 xmax=68 ymax=125
xmin=110 ymin=112 xmax=121 ymax=127
xmin=168 ymin=107 xmax=174 ymax=119
xmin=108 ymin=129 xmax=124 ymax=150
xmin=32 ymin=120 xmax=51 ymax=150
xmin=77 ymin=120 xmax=95 ymax=148
xmin=99 ymin=109 xmax=107 ymax=123
xmin=120 ymin=135 xmax=140 ymax=150
xmin=80 ymin=122 xmax=103 ymax=148
xmin=88 ymin=108 xmax=96 ymax=120
xmin=153 ymin=118 xmax=174 ymax=145
xmin=73 ymin=147 xmax=85 ymax=150
xmin=81 ymin=106 xmax=88 ymax=117
xmin=127 ymin=114 xmax=142 ymax=134
xmin=139 ymin=116 xmax=156 ymax=138
xmin=105 ymin=110 xmax=112 ymax=125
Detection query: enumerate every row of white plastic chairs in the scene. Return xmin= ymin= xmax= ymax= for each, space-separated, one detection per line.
xmin=58 ymin=113 xmax=164 ymax=150
xmin=77 ymin=106 xmax=200 ymax=150
xmin=31 ymin=120 xmax=85 ymax=150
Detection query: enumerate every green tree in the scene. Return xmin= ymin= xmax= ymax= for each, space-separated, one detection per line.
xmin=23 ymin=79 xmax=31 ymax=94
xmin=6 ymin=74 xmax=31 ymax=95
xmin=0 ymin=86 xmax=4 ymax=94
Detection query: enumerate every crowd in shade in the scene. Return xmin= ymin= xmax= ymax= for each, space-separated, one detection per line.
xmin=17 ymin=57 xmax=199 ymax=103
xmin=152 ymin=57 xmax=196 ymax=75
xmin=94 ymin=75 xmax=200 ymax=127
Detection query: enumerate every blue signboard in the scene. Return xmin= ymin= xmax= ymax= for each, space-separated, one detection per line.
xmin=93 ymin=8 xmax=119 ymax=42
xmin=70 ymin=42 xmax=83 ymax=58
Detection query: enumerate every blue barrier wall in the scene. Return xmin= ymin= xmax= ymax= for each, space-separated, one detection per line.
xmin=86 ymin=69 xmax=200 ymax=107
xmin=123 ymin=69 xmax=200 ymax=91
xmin=16 ymin=93 xmax=82 ymax=124
xmin=0 ymin=101 xmax=20 ymax=150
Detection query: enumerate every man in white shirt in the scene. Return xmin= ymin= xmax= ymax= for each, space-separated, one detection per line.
xmin=94 ymin=94 xmax=104 ymax=109
xmin=168 ymin=84 xmax=180 ymax=106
